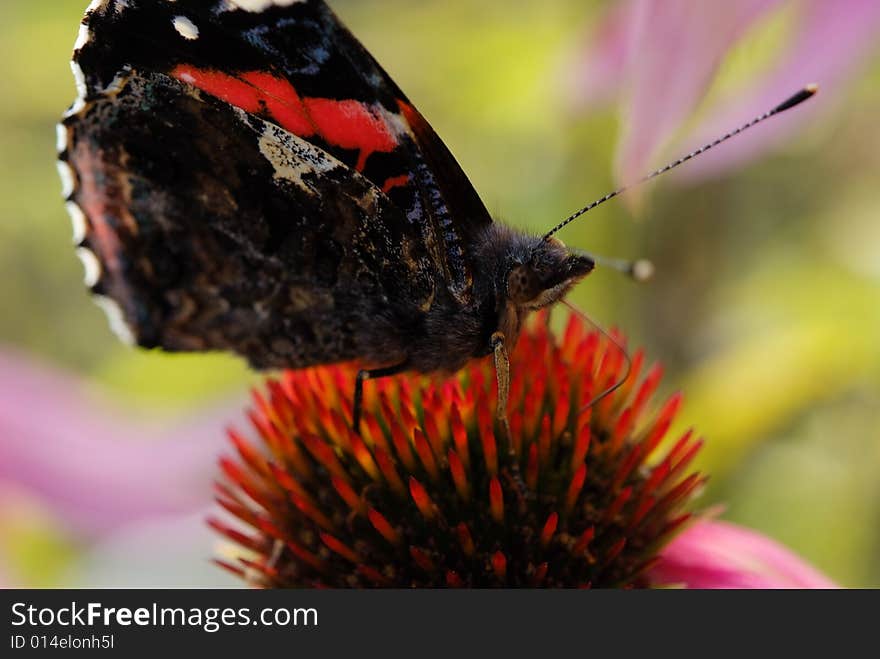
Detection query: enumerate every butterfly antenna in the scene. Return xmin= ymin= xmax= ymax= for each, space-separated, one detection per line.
xmin=561 ymin=300 xmax=632 ymax=413
xmin=543 ymin=83 xmax=819 ymax=241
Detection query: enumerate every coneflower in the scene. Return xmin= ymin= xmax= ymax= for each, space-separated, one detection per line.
xmin=211 ymin=312 xmax=706 ymax=587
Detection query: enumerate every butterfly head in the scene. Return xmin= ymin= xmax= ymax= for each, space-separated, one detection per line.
xmin=507 ymin=237 xmax=595 ymax=311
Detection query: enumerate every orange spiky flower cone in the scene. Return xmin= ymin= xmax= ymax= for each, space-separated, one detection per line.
xmin=211 ymin=312 xmax=705 ymax=587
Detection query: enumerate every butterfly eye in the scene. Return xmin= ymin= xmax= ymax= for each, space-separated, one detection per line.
xmin=507 ymin=265 xmax=539 ymax=304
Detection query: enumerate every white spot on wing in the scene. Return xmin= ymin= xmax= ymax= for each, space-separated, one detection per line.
xmin=56 ymin=123 xmax=69 ymax=154
xmin=73 ymin=21 xmax=91 ymax=51
xmin=257 ymin=123 xmax=337 ymax=193
xmin=93 ymin=295 xmax=135 ymax=345
xmin=56 ymin=160 xmax=75 ymax=198
xmin=76 ymin=246 xmax=102 ymax=287
xmin=65 ymin=201 xmax=88 ymax=244
xmin=225 ymin=0 xmax=306 ymax=13
xmin=67 ymin=58 xmax=90 ymax=120
xmin=63 ymin=96 xmax=87 ymax=119
xmin=71 ymin=60 xmax=87 ymax=101
xmin=84 ymin=0 xmax=110 ymax=15
xmin=172 ymin=15 xmax=199 ymax=40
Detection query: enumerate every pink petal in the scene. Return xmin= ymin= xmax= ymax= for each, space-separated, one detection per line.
xmin=673 ymin=0 xmax=880 ymax=182
xmin=569 ymin=0 xmax=638 ymax=108
xmin=0 ymin=349 xmax=244 ymax=537
xmin=65 ymin=510 xmax=241 ymax=587
xmin=614 ymin=0 xmax=784 ymax=187
xmin=648 ymin=519 xmax=837 ymax=588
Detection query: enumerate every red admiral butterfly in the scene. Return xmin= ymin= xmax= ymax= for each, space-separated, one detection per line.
xmin=57 ymin=0 xmax=815 ymax=427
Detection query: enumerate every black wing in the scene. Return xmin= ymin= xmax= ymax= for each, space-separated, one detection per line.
xmin=61 ymin=72 xmax=442 ymax=369
xmin=59 ymin=0 xmax=491 ymax=330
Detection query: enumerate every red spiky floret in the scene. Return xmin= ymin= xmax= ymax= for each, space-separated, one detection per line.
xmin=211 ymin=312 xmax=706 ymax=587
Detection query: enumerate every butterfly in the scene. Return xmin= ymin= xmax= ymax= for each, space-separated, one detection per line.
xmin=57 ymin=0 xmax=816 ymax=428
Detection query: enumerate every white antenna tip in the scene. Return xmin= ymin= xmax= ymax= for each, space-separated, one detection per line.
xmin=631 ymin=259 xmax=655 ymax=282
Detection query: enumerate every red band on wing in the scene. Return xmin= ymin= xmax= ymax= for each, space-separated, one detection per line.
xmin=304 ymin=97 xmax=397 ymax=171
xmin=382 ymin=174 xmax=410 ymax=194
xmin=240 ymin=71 xmax=313 ymax=136
xmin=172 ymin=65 xmax=398 ymax=171
xmin=174 ymin=65 xmax=263 ymax=113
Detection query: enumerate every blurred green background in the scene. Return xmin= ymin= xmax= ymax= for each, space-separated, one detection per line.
xmin=1 ymin=0 xmax=878 ymax=586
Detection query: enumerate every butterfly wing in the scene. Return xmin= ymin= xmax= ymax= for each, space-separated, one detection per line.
xmin=65 ymin=0 xmax=491 ymax=307
xmin=61 ymin=70 xmax=445 ymax=370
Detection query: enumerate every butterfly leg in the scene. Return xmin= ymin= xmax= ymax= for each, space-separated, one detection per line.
xmin=491 ymin=331 xmax=511 ymax=436
xmin=353 ymin=363 xmax=408 ymax=431
xmin=492 ymin=331 xmax=529 ymax=503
